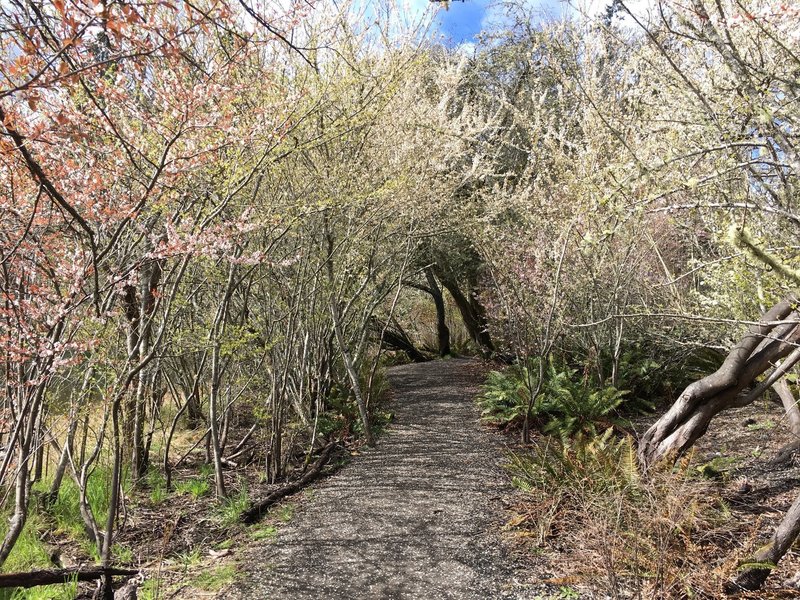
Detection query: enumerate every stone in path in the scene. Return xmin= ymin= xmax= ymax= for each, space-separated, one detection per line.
xmin=219 ymin=359 xmax=533 ymax=599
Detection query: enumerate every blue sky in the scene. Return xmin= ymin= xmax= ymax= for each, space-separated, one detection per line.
xmin=416 ymin=0 xmax=570 ymax=46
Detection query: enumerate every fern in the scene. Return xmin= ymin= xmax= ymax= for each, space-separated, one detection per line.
xmin=478 ymin=369 xmax=529 ymax=426
xmin=479 ymin=358 xmax=631 ymax=438
xmin=478 ymin=360 xmax=543 ymax=428
xmin=507 ymin=431 xmax=640 ymax=498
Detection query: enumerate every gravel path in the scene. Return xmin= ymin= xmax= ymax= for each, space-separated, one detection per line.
xmin=220 ymin=359 xmax=533 ymax=599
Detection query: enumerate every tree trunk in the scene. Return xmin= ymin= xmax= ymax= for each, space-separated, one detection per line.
xmin=209 ymin=342 xmax=227 ymax=498
xmin=0 ymin=567 xmax=137 ymax=589
xmin=0 ymin=438 xmax=32 ymax=567
xmin=323 ymin=220 xmax=374 ymax=446
xmin=433 ymin=267 xmax=494 ymax=355
xmin=728 ymin=490 xmax=800 ymax=592
xmin=774 ymin=378 xmax=800 ymax=439
xmin=424 ymin=267 xmax=451 ymax=357
xmin=241 ymin=442 xmax=338 ymax=524
xmin=770 ymin=375 xmax=800 ymax=465
xmin=330 ymin=297 xmax=374 ymax=446
xmin=0 ymin=385 xmax=43 ymax=567
xmin=639 ymin=295 xmax=800 ymax=468
xmin=131 ymin=255 xmax=162 ymax=482
xmin=46 ymin=368 xmax=94 ymax=507
xmin=379 ymin=323 xmax=429 ymax=363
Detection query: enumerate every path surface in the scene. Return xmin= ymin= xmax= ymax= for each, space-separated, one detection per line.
xmin=220 ymin=359 xmax=532 ymax=599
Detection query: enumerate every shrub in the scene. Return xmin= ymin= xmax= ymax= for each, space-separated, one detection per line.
xmin=540 ymin=365 xmax=629 ymax=441
xmin=598 ymin=342 xmax=724 ymax=412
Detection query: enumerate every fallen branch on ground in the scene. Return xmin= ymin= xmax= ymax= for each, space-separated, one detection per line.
xmin=240 ymin=441 xmax=340 ymax=524
xmin=0 ymin=567 xmax=138 ymax=589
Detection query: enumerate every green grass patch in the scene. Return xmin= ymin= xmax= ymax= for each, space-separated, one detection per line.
xmin=190 ymin=564 xmax=236 ymax=591
xmin=31 ymin=465 xmax=130 ymax=548
xmin=139 ymin=576 xmax=165 ymax=600
xmin=0 ymin=516 xmax=77 ymax=599
xmin=0 ymin=514 xmax=52 ymax=573
xmin=0 ymin=580 xmax=77 ymax=600
xmin=215 ymin=538 xmax=234 ymax=550
xmin=173 ymin=548 xmax=202 ymax=572
xmin=275 ymin=504 xmax=294 ymax=523
xmin=113 ymin=543 xmax=134 ymax=563
xmin=216 ymin=484 xmax=249 ymax=527
xmin=746 ymin=418 xmax=775 ymax=431
xmin=174 ymin=477 xmax=209 ymax=499
xmin=145 ymin=468 xmax=168 ymax=504
xmin=250 ymin=524 xmax=277 ymax=541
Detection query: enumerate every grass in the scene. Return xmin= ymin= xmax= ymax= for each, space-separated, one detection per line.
xmin=139 ymin=577 xmax=164 ymax=600
xmin=45 ymin=465 xmax=121 ymax=536
xmin=274 ymin=504 xmax=294 ymax=523
xmin=150 ymin=486 xmax=168 ymax=504
xmin=0 ymin=579 xmax=78 ymax=600
xmin=113 ymin=543 xmax=134 ymax=563
xmin=0 ymin=464 xmax=131 ymax=597
xmin=174 ymin=477 xmax=210 ymax=498
xmin=215 ymin=538 xmax=234 ymax=550
xmin=0 ymin=516 xmax=76 ymax=599
xmin=190 ymin=564 xmax=236 ymax=591
xmin=174 ymin=548 xmax=203 ymax=572
xmin=216 ymin=483 xmax=249 ymax=527
xmin=250 ymin=524 xmax=277 ymax=541
xmin=746 ymin=418 xmax=775 ymax=431
xmin=0 ymin=514 xmax=52 ymax=573
xmin=146 ymin=468 xmax=168 ymax=504
xmin=23 ymin=463 xmax=132 ymax=562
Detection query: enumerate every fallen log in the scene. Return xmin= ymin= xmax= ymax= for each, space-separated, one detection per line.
xmin=0 ymin=567 xmax=137 ymax=589
xmin=240 ymin=441 xmax=340 ymax=524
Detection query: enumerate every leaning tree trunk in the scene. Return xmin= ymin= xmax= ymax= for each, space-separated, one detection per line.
xmin=639 ymin=294 xmax=800 ymax=468
xmin=771 ymin=376 xmax=800 ymax=466
xmin=424 ymin=267 xmax=451 ymax=357
xmin=728 ymin=490 xmax=800 ymax=592
xmin=434 ymin=268 xmax=494 ymax=355
xmin=775 ymin=378 xmax=800 ymax=440
xmin=379 ymin=322 xmax=429 ymax=363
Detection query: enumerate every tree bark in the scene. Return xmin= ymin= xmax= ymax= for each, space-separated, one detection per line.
xmin=0 ymin=383 xmax=44 ymax=567
xmin=0 ymin=567 xmax=136 ymax=589
xmin=434 ymin=267 xmax=494 ymax=355
xmin=424 ymin=267 xmax=451 ymax=357
xmin=770 ymin=376 xmax=800 ymax=465
xmin=46 ymin=368 xmax=94 ymax=507
xmin=324 ymin=221 xmax=374 ymax=446
xmin=774 ymin=378 xmax=800 ymax=439
xmin=330 ymin=296 xmax=374 ymax=446
xmin=639 ymin=295 xmax=800 ymax=468
xmin=132 ymin=254 xmax=163 ymax=481
xmin=379 ymin=325 xmax=429 ymax=363
xmin=728 ymin=490 xmax=800 ymax=592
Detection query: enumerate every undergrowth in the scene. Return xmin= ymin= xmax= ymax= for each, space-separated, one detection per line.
xmin=506 ymin=431 xmax=732 ymax=597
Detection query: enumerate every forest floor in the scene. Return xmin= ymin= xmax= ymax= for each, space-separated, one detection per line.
xmin=684 ymin=396 xmax=800 ymax=596
xmin=196 ymin=358 xmax=550 ymax=600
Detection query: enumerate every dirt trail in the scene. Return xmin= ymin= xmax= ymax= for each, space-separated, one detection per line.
xmin=219 ymin=359 xmax=534 ymax=599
